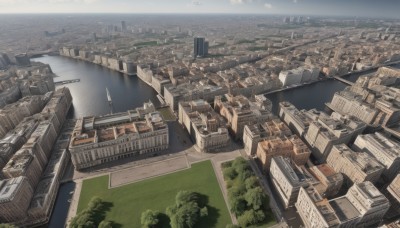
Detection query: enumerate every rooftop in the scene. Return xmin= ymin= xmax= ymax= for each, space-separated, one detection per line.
xmin=71 ymin=111 xmax=166 ymax=147
xmin=329 ymin=197 xmax=361 ymax=222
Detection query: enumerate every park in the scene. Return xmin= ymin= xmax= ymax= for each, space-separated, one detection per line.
xmin=75 ymin=160 xmax=231 ymax=227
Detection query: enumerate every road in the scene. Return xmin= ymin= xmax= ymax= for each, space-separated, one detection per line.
xmin=239 ymin=150 xmax=303 ymax=228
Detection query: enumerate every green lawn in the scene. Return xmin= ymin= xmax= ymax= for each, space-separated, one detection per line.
xmin=77 ymin=161 xmax=231 ymax=228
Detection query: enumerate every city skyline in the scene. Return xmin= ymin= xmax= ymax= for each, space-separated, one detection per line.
xmin=0 ymin=0 xmax=399 ymax=18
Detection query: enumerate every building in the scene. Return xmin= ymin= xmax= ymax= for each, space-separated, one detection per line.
xmin=278 ymin=68 xmax=304 ymax=87
xmin=380 ymin=220 xmax=400 ymax=228
xmin=305 ymin=112 xmax=366 ymax=162
xmin=0 ymin=117 xmax=40 ymax=171
xmin=353 ymin=132 xmax=400 ymax=181
xmin=164 ymin=83 xmax=228 ymax=111
xmin=27 ymin=147 xmax=69 ymax=226
xmin=346 ymin=182 xmax=390 ymax=227
xmin=214 ymin=94 xmax=273 ymax=140
xmin=121 ymin=21 xmax=127 ymax=31
xmin=327 ymin=144 xmax=384 ymax=185
xmin=0 ymin=176 xmax=34 ymax=223
xmin=0 ymin=95 xmax=45 ymax=139
xmin=327 ymin=90 xmax=378 ymax=125
xmin=256 ymin=134 xmax=311 ymax=171
xmin=243 ymin=118 xmax=292 ymax=156
xmin=178 ymin=100 xmax=230 ymax=153
xmin=384 ymin=174 xmax=400 ymax=219
xmin=194 ymin=37 xmax=208 ymax=58
xmin=69 ymin=110 xmax=169 ymax=170
xmin=296 ymin=186 xmax=341 ymax=228
xmin=279 ymin=101 xmax=318 ymax=137
xmin=2 ymin=148 xmax=44 ymax=190
xmin=270 ymin=156 xmax=314 ymax=209
xmin=307 ymin=163 xmax=343 ymax=198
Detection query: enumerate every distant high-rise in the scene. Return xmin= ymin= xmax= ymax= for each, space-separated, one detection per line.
xmin=194 ymin=37 xmax=208 ymax=58
xmin=121 ymin=21 xmax=127 ymax=31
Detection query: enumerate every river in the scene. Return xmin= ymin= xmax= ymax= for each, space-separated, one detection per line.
xmin=33 ymin=55 xmax=397 ymax=227
xmin=33 ymin=55 xmax=160 ymax=119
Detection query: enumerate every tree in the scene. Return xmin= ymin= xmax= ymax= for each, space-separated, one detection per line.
xmin=69 ymin=209 xmax=96 ymax=228
xmin=175 ymin=191 xmax=198 ymax=207
xmin=166 ymin=191 xmax=207 ymax=228
xmin=88 ymin=196 xmax=103 ymax=211
xmin=225 ymin=224 xmax=240 ymax=228
xmin=232 ymin=158 xmax=251 ymax=174
xmin=245 ymin=176 xmax=258 ymax=190
xmin=232 ymin=157 xmax=247 ymax=168
xmin=169 ymin=201 xmax=200 ymax=228
xmin=69 ymin=197 xmax=110 ymax=228
xmin=237 ymin=209 xmax=258 ymax=227
xmin=237 ymin=169 xmax=252 ymax=182
xmin=244 ymin=187 xmax=265 ymax=210
xmin=141 ymin=210 xmax=160 ymax=228
xmin=223 ymin=167 xmax=237 ymax=180
xmin=98 ymin=220 xmax=113 ymax=228
xmin=200 ymin=206 xmax=208 ymax=217
xmin=0 ymin=224 xmax=17 ymax=228
xmin=254 ymin=210 xmax=265 ymax=223
xmin=227 ymin=183 xmax=246 ymax=199
xmin=229 ymin=197 xmax=246 ymax=216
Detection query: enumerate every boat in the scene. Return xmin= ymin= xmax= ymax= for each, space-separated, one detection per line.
xmin=67 ymin=199 xmax=72 ymax=203
xmin=106 ymin=87 xmax=112 ymax=104
xmin=69 ymin=191 xmax=74 ymax=195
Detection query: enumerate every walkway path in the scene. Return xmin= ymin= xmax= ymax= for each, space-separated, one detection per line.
xmin=65 ymin=146 xmax=242 ymax=226
xmin=110 ymin=155 xmax=189 ymax=188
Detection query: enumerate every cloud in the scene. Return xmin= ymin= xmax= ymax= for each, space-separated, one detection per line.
xmin=0 ymin=0 xmax=99 ymax=4
xmin=191 ymin=0 xmax=201 ymax=6
xmin=293 ymin=0 xmax=298 ymax=3
xmin=229 ymin=0 xmax=252 ymax=5
xmin=264 ymin=3 xmax=272 ymax=9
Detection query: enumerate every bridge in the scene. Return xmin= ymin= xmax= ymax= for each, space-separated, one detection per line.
xmin=54 ymin=79 xmax=80 ymax=85
xmin=332 ymin=76 xmax=354 ymax=86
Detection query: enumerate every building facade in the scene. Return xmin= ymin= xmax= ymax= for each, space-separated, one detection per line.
xmin=384 ymin=174 xmax=400 ymax=219
xmin=243 ymin=118 xmax=292 ymax=156
xmin=214 ymin=94 xmax=273 ymax=140
xmin=327 ymin=144 xmax=384 ymax=185
xmin=256 ymin=135 xmax=311 ymax=171
xmin=270 ymin=156 xmax=313 ymax=209
xmin=69 ymin=110 xmax=169 ymax=170
xmin=0 ymin=176 xmax=34 ymax=223
xmin=353 ymin=132 xmax=400 ymax=181
xmin=178 ymin=100 xmax=230 ymax=153
xmin=305 ymin=112 xmax=366 ymax=162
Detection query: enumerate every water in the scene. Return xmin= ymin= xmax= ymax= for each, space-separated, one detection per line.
xmin=47 ymin=182 xmax=75 ymax=228
xmin=32 ymin=55 xmax=161 ymax=228
xmin=33 ymin=55 xmax=395 ymax=227
xmin=33 ymin=55 xmax=160 ymax=119
xmin=266 ymin=80 xmax=347 ymax=115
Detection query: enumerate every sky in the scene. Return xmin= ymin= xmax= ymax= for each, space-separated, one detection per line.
xmin=0 ymin=0 xmax=399 ymax=18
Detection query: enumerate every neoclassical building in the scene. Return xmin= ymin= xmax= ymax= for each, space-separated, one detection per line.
xmin=69 ymin=109 xmax=169 ymax=170
xmin=179 ymin=99 xmax=230 ymax=153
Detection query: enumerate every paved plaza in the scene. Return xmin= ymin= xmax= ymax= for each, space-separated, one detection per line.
xmin=109 ymin=155 xmax=190 ymax=188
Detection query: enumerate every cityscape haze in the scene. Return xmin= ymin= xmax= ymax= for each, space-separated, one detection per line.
xmin=1 ymin=1 xmax=400 ymax=228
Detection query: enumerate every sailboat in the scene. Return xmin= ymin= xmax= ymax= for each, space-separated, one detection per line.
xmin=106 ymin=87 xmax=112 ymax=105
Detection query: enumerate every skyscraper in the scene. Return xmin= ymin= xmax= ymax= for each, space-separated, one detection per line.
xmin=121 ymin=21 xmax=127 ymax=31
xmin=194 ymin=37 xmax=208 ymax=58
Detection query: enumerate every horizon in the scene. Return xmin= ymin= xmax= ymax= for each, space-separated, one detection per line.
xmin=0 ymin=0 xmax=399 ymax=19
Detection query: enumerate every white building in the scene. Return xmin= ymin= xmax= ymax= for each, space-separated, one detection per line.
xmin=353 ymin=132 xmax=400 ymax=181
xmin=327 ymin=144 xmax=384 ymax=184
xmin=69 ymin=110 xmax=169 ymax=170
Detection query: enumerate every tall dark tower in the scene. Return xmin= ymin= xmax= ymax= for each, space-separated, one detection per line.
xmin=121 ymin=21 xmax=127 ymax=31
xmin=194 ymin=37 xmax=208 ymax=58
